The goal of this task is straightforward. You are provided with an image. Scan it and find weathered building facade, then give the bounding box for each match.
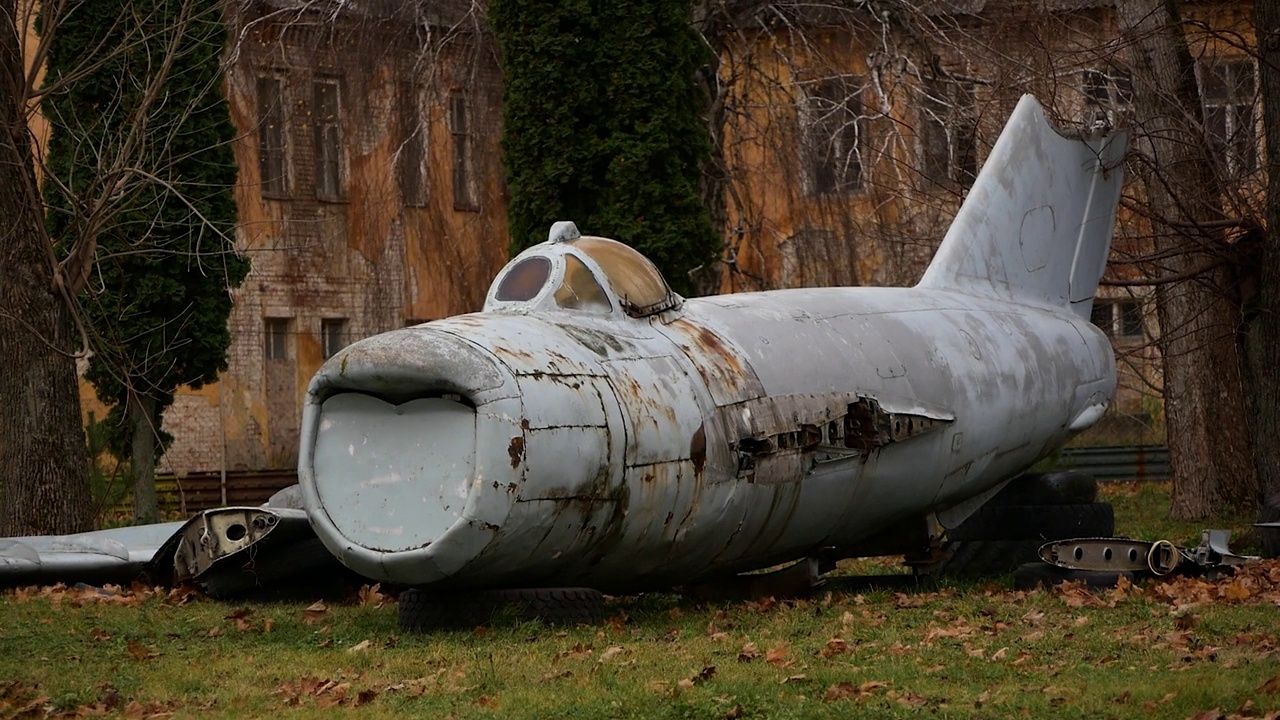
[157,1,509,472]
[40,0,1254,472]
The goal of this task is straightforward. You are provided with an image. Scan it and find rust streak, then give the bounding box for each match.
[507,436,525,468]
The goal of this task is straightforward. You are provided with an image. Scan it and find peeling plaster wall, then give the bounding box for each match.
[157,10,507,473]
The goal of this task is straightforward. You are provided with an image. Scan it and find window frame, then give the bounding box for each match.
[264,317,292,360]
[920,78,977,188]
[449,90,478,211]
[257,74,289,198]
[799,75,865,197]
[320,318,347,360]
[313,78,345,201]
[397,82,429,207]
[1198,59,1257,177]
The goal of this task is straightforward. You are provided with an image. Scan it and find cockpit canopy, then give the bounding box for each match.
[484,222,683,319]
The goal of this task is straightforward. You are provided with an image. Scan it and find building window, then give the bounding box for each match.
[321,318,347,359]
[800,76,864,196]
[257,76,287,197]
[264,317,291,360]
[920,78,977,187]
[397,83,428,207]
[1199,60,1256,176]
[1082,68,1133,129]
[450,91,477,211]
[313,79,343,200]
[1091,300,1144,340]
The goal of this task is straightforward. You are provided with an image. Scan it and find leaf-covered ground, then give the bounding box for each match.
[2,483,1278,720]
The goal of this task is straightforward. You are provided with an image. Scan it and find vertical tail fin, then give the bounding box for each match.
[917,95,1128,319]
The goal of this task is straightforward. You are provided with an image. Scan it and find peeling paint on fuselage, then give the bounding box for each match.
[299,283,1112,592]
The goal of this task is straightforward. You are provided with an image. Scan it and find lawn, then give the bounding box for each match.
[2,482,1278,720]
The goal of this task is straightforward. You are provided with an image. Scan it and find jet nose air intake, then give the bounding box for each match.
[299,325,522,585]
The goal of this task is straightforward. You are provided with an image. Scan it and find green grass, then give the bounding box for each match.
[3,482,1278,719]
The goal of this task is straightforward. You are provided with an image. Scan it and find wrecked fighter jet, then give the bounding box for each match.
[297,95,1129,593]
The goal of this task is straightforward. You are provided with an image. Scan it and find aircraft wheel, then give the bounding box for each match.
[1012,561,1138,590]
[948,502,1114,542]
[987,471,1098,506]
[399,587,604,633]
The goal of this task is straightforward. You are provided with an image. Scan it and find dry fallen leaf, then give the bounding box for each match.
[346,640,372,654]
[304,601,329,626]
[738,642,760,662]
[765,644,792,667]
[820,637,850,658]
[358,583,385,608]
[126,640,160,661]
[1258,675,1280,695]
[598,646,625,663]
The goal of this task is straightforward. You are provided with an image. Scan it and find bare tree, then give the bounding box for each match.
[0,0,91,535]
[1248,0,1280,507]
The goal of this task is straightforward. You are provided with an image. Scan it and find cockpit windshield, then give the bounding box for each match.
[554,255,612,313]
[484,225,683,318]
[565,237,680,317]
[494,256,551,302]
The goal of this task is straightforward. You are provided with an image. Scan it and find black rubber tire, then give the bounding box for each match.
[200,537,349,600]
[1012,561,1138,590]
[948,502,1114,542]
[988,471,1099,506]
[398,587,604,633]
[924,538,1046,578]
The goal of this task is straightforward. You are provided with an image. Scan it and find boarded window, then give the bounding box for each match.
[920,79,977,187]
[314,80,343,200]
[800,76,863,196]
[1081,68,1133,129]
[397,83,428,206]
[321,318,347,359]
[265,317,291,360]
[1199,60,1256,176]
[450,91,477,210]
[257,76,287,197]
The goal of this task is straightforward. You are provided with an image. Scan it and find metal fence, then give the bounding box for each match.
[151,469,299,514]
[1053,445,1170,483]
[137,445,1169,515]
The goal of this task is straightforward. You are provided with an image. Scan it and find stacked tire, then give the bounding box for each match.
[924,471,1115,578]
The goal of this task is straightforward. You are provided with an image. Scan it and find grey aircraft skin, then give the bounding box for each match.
[297,95,1129,593]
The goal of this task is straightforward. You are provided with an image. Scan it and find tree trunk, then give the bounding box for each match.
[129,393,159,524]
[0,0,93,535]
[1116,0,1256,519]
[1248,1,1280,507]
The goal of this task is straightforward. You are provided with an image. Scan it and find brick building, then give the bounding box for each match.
[56,0,1257,472]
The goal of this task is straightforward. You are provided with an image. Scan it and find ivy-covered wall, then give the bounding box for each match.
[491,0,719,296]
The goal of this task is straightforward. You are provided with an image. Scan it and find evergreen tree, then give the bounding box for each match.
[42,0,248,522]
[490,0,719,297]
